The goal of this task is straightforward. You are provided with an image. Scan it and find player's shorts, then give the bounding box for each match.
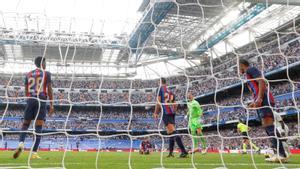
[24,98,47,121]
[162,114,175,126]
[189,118,202,132]
[257,95,275,120]
[241,132,249,140]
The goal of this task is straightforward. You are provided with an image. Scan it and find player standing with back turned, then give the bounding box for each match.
[13,56,54,159]
[154,78,188,158]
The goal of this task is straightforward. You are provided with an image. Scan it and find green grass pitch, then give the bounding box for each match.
[0,151,299,169]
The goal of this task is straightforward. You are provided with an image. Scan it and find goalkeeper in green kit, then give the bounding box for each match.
[186,92,207,154]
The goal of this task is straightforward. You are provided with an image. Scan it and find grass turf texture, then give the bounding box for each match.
[0,151,299,169]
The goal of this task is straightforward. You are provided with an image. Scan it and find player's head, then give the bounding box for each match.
[239,58,249,74]
[187,92,193,101]
[35,56,46,69]
[160,78,166,85]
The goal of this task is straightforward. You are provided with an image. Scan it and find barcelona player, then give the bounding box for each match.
[239,59,289,162]
[13,56,54,159]
[139,138,152,155]
[186,92,207,154]
[154,78,188,158]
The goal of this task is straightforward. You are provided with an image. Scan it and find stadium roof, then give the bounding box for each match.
[0,0,141,36]
[0,0,142,64]
[0,0,300,79]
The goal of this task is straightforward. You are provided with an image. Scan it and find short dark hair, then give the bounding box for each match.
[239,58,249,66]
[35,56,46,68]
[160,78,166,84]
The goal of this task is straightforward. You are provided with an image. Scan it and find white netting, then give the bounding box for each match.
[0,0,300,169]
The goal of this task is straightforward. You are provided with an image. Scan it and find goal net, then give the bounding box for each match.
[0,0,300,169]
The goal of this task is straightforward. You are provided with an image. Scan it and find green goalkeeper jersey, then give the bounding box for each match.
[187,99,203,119]
[237,122,249,133]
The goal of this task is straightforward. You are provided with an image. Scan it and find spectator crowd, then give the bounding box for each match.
[1,22,300,151]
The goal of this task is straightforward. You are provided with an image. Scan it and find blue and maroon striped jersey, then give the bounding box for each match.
[245,67,274,102]
[157,86,175,115]
[24,68,51,99]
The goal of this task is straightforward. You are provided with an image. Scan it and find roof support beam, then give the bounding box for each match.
[192,3,267,55]
[128,1,175,51]
[165,60,184,71]
[244,0,300,6]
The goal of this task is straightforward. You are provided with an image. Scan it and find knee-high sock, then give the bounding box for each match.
[169,136,175,154]
[250,142,259,151]
[175,135,186,153]
[265,125,286,157]
[19,123,30,142]
[243,143,247,152]
[173,132,187,153]
[191,130,199,150]
[33,125,42,152]
[169,131,187,153]
[198,132,207,149]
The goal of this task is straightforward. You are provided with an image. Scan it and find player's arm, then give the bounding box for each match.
[256,77,266,105]
[154,95,161,119]
[47,72,54,116]
[24,76,29,97]
[25,84,28,96]
[48,84,53,107]
[172,102,178,111]
[248,76,266,108]
[248,68,265,107]
[185,100,192,118]
[247,85,254,98]
[170,94,178,111]
[197,102,203,118]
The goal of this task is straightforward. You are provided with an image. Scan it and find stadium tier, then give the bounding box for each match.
[0,0,300,169]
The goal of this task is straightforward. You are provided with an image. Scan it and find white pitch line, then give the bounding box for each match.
[196,163,300,166]
[0,163,80,166]
[1,162,300,168]
[151,168,195,169]
[0,166,29,169]
[150,163,300,166]
[1,162,300,166]
[0,167,64,169]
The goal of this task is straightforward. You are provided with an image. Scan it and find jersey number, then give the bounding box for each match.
[164,93,169,103]
[28,77,44,93]
[164,92,173,103]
